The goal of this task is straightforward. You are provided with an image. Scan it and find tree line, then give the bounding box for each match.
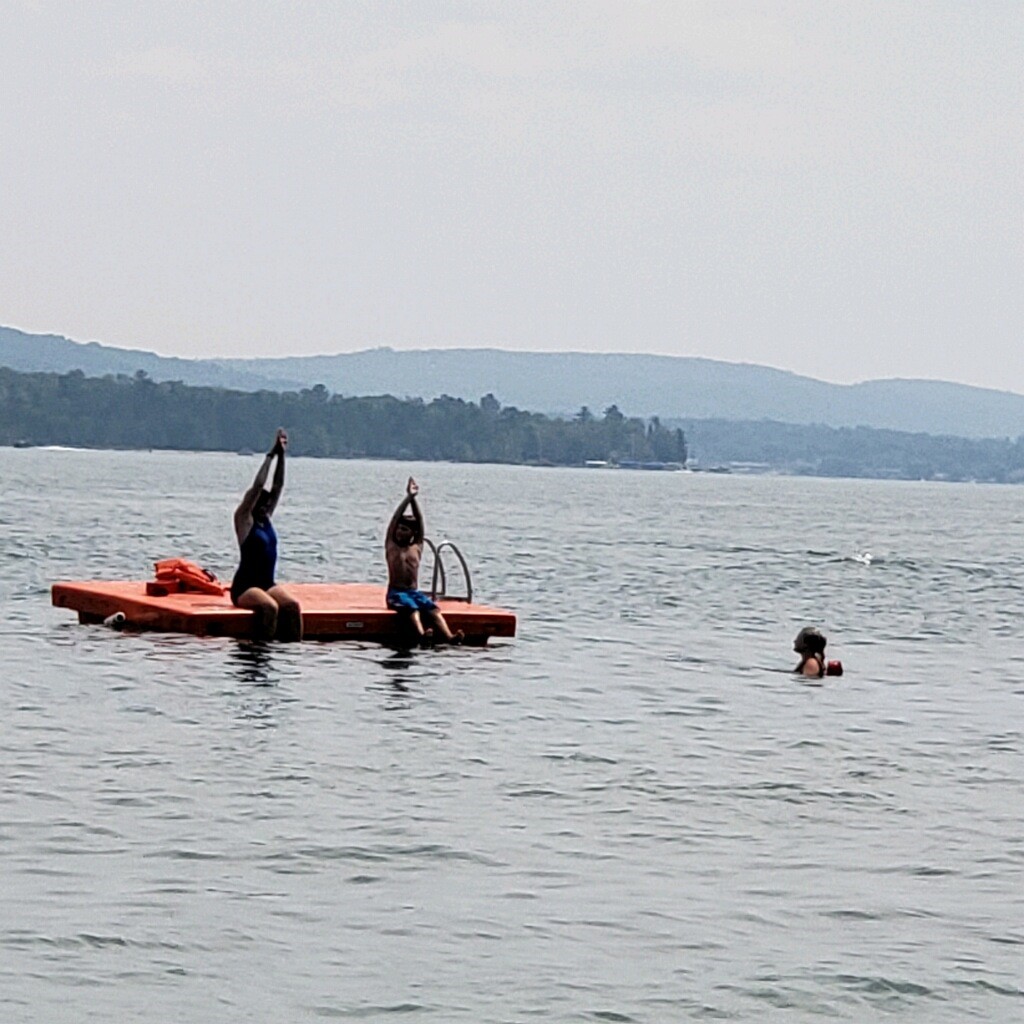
[5,366,1024,481]
[678,417,1024,483]
[0,368,687,466]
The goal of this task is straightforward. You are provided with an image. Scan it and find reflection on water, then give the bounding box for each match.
[377,650,418,708]
[380,649,414,684]
[3,449,1023,1023]
[229,639,275,686]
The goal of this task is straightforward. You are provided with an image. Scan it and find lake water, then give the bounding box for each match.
[1,448,1022,1022]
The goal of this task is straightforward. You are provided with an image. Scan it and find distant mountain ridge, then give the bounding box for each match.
[0,326,297,392]
[3,325,1023,440]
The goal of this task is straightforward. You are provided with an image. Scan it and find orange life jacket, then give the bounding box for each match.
[151,558,226,596]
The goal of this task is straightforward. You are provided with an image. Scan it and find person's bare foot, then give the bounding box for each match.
[420,628,435,648]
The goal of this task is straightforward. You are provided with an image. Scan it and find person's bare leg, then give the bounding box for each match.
[408,609,435,646]
[268,585,302,642]
[427,609,463,645]
[237,588,279,640]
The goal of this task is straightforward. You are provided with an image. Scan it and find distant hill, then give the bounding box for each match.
[3,325,1024,439]
[0,326,298,392]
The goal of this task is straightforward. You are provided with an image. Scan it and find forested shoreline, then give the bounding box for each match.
[4,366,1024,482]
[0,368,686,466]
[678,417,1024,483]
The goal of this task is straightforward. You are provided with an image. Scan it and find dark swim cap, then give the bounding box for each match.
[794,626,826,654]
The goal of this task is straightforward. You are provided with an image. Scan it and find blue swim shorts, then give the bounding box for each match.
[386,587,438,613]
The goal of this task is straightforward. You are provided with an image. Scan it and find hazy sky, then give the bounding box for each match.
[1,2,1020,389]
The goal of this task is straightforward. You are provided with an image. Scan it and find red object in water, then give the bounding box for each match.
[826,659,844,677]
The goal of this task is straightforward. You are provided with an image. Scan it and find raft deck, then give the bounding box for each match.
[52,581,516,645]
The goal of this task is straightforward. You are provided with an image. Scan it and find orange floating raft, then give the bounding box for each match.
[51,581,516,646]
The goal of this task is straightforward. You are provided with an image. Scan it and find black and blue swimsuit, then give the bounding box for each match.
[231,519,278,605]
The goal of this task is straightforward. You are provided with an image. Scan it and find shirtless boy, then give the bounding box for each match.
[385,477,462,645]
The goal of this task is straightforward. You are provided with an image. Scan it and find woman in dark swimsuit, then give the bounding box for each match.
[232,428,302,641]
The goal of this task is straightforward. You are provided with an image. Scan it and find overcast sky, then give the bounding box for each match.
[1,2,1020,390]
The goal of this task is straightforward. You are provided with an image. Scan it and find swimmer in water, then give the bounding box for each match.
[230,428,302,641]
[793,626,827,678]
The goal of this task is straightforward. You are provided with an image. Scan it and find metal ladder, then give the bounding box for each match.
[424,538,473,604]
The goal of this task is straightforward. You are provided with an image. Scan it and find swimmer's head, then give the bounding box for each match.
[253,490,273,522]
[793,626,826,656]
[393,516,417,547]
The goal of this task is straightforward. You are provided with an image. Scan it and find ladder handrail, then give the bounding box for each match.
[423,538,445,598]
[427,538,473,604]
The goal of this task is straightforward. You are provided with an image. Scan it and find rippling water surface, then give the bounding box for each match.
[2,449,1022,1021]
